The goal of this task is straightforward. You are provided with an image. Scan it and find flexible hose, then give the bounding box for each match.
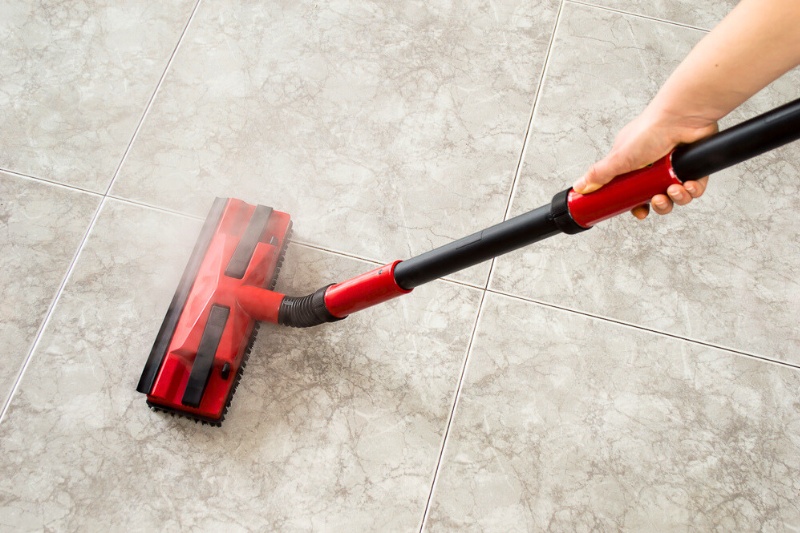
[277,285,343,328]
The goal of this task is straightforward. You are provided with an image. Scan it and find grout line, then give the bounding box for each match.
[503,0,565,224]
[106,194,206,221]
[1,198,109,423]
[567,0,712,32]
[290,240,487,291]
[103,0,203,197]
[50,190,487,295]
[432,277,485,292]
[419,290,488,532]
[289,240,387,266]
[487,288,800,372]
[414,286,798,529]
[501,0,564,224]
[483,0,565,293]
[417,8,568,525]
[0,167,104,198]
[289,231,800,375]
[1,1,203,424]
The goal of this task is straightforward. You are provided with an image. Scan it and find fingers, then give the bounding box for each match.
[572,163,606,195]
[573,152,629,194]
[683,176,708,199]
[651,194,673,215]
[631,177,709,219]
[667,184,692,207]
[631,204,650,220]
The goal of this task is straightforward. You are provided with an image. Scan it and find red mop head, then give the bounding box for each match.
[136,198,291,425]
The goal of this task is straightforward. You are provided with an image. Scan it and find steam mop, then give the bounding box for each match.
[137,98,800,425]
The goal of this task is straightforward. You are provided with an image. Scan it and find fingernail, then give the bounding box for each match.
[685,184,696,194]
[574,180,601,194]
[654,198,669,209]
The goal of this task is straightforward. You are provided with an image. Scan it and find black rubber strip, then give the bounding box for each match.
[137,198,228,395]
[146,401,224,427]
[224,205,273,279]
[181,305,230,408]
[549,188,589,235]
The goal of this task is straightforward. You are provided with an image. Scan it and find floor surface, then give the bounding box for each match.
[2,1,799,531]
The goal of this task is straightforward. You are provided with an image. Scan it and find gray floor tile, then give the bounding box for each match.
[111,0,559,286]
[491,4,800,361]
[0,173,99,409]
[5,1,799,530]
[425,292,800,531]
[582,0,737,29]
[0,1,196,191]
[0,199,482,531]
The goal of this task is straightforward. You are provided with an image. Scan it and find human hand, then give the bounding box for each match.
[572,108,718,219]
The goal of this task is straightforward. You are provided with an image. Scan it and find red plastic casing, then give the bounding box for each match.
[324,260,412,318]
[235,285,284,323]
[567,151,681,228]
[146,199,291,422]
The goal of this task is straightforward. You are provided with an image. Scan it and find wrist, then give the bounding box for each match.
[640,98,718,146]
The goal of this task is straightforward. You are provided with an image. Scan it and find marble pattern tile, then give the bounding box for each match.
[425,292,800,531]
[4,2,800,531]
[0,199,483,531]
[111,0,560,287]
[490,4,800,361]
[0,172,99,409]
[0,1,196,191]
[583,0,737,29]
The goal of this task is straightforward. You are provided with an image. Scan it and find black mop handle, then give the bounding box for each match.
[393,97,800,290]
[278,98,800,326]
[673,96,800,181]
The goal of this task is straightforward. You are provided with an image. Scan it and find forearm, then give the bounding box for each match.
[575,0,800,215]
[647,0,800,130]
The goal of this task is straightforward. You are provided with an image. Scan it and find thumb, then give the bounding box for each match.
[573,152,632,194]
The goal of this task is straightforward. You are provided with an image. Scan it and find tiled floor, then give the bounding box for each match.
[1,1,798,531]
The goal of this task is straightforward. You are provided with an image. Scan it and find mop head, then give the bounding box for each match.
[136,198,291,425]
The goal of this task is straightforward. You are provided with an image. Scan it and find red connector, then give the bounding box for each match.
[324,260,412,318]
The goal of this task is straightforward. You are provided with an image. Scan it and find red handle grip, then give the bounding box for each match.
[567,152,681,228]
